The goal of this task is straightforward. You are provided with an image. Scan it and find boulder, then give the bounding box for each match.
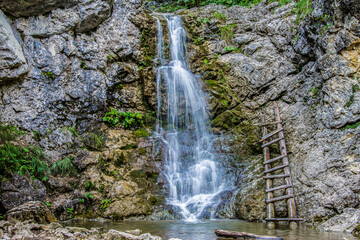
[6,201,57,224]
[0,174,46,211]
[0,10,28,83]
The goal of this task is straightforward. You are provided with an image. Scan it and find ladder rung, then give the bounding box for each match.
[264,174,290,179]
[263,154,287,165]
[260,128,284,142]
[266,184,292,192]
[258,120,282,127]
[264,164,289,174]
[266,194,294,203]
[261,137,284,148]
[265,218,303,221]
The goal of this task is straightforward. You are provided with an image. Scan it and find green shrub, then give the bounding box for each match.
[51,157,77,177]
[212,12,227,22]
[103,108,143,130]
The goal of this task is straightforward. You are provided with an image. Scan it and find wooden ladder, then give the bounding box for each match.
[260,102,302,229]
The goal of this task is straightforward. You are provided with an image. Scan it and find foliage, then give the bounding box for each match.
[82,132,106,150]
[0,125,20,144]
[41,71,55,80]
[67,207,74,218]
[153,0,263,12]
[220,24,236,43]
[85,180,94,191]
[224,46,242,53]
[292,0,313,24]
[62,126,79,137]
[80,61,88,69]
[134,128,150,138]
[345,84,360,108]
[212,12,227,22]
[51,157,77,177]
[101,199,112,210]
[103,108,144,130]
[0,143,49,181]
[84,192,94,199]
[342,121,360,130]
[45,201,51,207]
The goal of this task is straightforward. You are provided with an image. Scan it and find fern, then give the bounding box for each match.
[51,157,77,177]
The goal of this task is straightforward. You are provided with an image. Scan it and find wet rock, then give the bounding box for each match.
[0,174,46,211]
[318,208,360,233]
[6,201,57,224]
[0,10,28,83]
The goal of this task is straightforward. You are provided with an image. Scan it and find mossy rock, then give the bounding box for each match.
[352,224,360,237]
[129,169,146,179]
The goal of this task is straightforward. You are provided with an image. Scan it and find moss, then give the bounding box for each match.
[120,144,137,150]
[137,148,147,156]
[114,152,126,167]
[129,169,146,178]
[134,128,150,138]
[342,121,360,130]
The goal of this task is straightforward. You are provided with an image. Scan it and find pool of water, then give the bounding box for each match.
[65,219,357,240]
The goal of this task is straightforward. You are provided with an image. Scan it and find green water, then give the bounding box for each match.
[66,219,358,240]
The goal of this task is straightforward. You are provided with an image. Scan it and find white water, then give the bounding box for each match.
[155,15,232,221]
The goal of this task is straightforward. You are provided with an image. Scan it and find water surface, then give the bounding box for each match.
[67,219,357,240]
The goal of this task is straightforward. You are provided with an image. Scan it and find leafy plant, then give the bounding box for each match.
[220,24,236,43]
[101,199,112,210]
[80,61,88,69]
[345,84,359,108]
[67,207,74,218]
[84,192,94,199]
[85,180,93,191]
[82,132,106,150]
[292,0,313,24]
[41,71,55,80]
[0,143,50,181]
[0,125,20,144]
[103,108,144,129]
[51,157,77,177]
[45,201,51,207]
[212,12,227,22]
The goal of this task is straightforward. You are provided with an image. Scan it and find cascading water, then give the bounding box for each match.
[155,15,232,221]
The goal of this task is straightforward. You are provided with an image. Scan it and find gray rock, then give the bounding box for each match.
[318,208,360,233]
[6,201,57,224]
[0,0,80,18]
[0,10,28,83]
[0,174,46,211]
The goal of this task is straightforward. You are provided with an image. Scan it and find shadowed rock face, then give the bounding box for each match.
[0,0,80,17]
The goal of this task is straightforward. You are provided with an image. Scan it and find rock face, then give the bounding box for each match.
[0,0,79,18]
[0,10,28,83]
[0,0,360,233]
[6,201,57,224]
[0,174,46,211]
[179,0,360,228]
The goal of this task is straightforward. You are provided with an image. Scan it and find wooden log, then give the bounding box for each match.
[274,101,298,229]
[215,229,283,240]
[265,184,292,193]
[265,218,303,221]
[261,137,284,148]
[262,117,275,229]
[257,120,282,127]
[263,154,287,165]
[264,164,289,174]
[266,194,294,203]
[260,128,283,142]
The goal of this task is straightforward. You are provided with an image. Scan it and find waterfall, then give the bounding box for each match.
[155,15,232,221]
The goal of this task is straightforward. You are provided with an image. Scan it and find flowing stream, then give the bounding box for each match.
[155,15,232,221]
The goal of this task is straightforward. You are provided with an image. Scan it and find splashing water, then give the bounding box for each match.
[155,15,232,221]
